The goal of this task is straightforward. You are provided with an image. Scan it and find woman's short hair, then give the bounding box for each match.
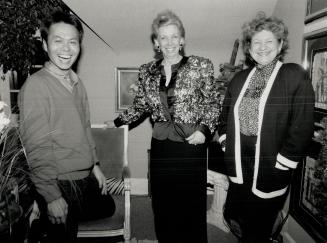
[151,9,185,39]
[41,10,84,44]
[242,11,289,62]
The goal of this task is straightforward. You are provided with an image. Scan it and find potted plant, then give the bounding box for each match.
[0,101,36,243]
[0,101,24,236]
[0,0,68,76]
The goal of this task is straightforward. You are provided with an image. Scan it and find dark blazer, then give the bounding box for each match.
[218,61,314,198]
[115,55,222,134]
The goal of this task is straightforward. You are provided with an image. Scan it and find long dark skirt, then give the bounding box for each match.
[150,138,207,243]
[224,134,287,243]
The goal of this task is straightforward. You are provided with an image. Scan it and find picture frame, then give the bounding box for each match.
[115,67,139,112]
[305,0,327,24]
[303,29,327,112]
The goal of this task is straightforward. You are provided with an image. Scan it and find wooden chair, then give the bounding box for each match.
[77,125,131,242]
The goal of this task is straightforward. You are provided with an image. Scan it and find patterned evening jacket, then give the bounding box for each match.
[116,55,222,134]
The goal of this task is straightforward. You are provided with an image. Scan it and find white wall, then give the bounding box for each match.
[273,0,306,64]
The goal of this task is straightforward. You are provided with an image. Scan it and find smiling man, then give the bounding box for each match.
[19,11,115,243]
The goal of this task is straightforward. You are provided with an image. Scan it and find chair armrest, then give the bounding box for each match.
[122,166,131,191]
[122,166,130,179]
[123,166,131,239]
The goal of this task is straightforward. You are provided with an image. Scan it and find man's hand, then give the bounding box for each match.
[47,197,68,224]
[93,164,108,195]
[186,131,205,145]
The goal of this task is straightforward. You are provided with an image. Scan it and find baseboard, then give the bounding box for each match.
[131,178,148,195]
[282,232,296,243]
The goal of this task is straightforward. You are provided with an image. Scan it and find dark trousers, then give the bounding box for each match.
[224,134,286,243]
[150,138,207,243]
[31,173,115,243]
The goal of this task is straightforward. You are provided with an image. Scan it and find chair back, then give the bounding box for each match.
[91,125,128,179]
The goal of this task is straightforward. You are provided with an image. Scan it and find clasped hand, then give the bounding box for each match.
[47,197,68,224]
[186,130,205,145]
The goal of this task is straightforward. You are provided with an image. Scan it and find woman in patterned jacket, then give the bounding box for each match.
[218,12,314,243]
[111,9,221,243]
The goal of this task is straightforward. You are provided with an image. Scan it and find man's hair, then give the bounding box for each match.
[40,10,84,43]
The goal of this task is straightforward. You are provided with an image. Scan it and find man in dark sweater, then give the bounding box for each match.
[19,11,115,243]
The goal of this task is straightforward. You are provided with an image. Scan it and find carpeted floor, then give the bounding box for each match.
[78,195,237,243]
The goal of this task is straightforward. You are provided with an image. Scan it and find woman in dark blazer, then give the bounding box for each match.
[111,9,222,243]
[218,12,314,243]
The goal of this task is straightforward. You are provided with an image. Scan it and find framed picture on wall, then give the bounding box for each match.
[305,0,327,23]
[303,29,327,112]
[115,67,139,112]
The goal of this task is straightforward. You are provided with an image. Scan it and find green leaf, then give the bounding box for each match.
[0,0,68,74]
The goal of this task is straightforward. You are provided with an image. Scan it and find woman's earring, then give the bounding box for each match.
[179,43,183,51]
[156,45,161,53]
